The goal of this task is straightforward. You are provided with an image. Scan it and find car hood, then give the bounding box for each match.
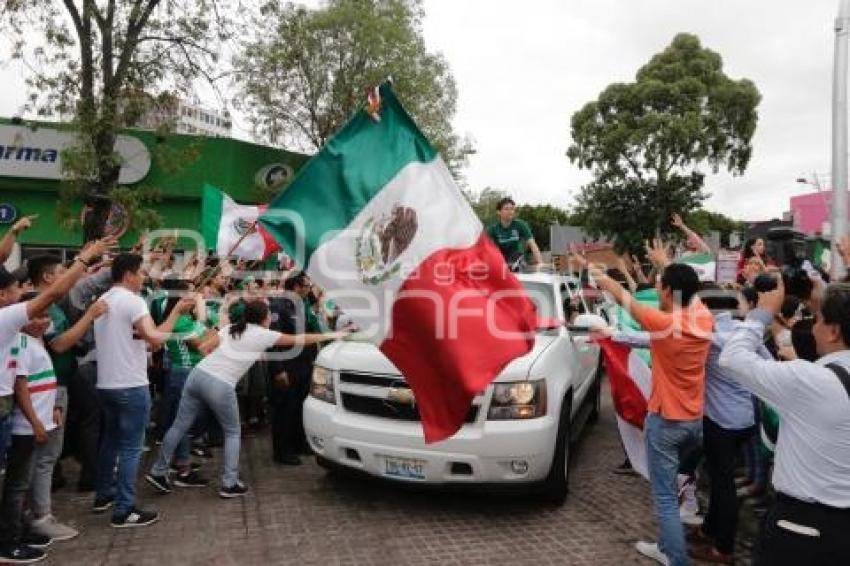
[317,334,559,382]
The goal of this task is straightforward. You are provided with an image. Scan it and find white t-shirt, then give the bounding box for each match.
[196,324,282,387]
[94,286,150,389]
[11,333,57,436]
[0,302,30,396]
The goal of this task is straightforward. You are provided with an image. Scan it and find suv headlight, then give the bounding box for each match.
[309,366,336,404]
[487,379,547,420]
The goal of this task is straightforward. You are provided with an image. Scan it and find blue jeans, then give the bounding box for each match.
[95,386,151,517]
[645,413,703,566]
[151,369,241,487]
[164,367,193,466]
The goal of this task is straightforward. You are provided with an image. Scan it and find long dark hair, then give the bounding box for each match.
[742,237,761,260]
[230,299,269,339]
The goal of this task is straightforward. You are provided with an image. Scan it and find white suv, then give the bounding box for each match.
[303,272,603,503]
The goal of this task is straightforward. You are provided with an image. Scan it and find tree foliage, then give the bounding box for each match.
[234,0,472,175]
[2,0,233,240]
[567,33,761,253]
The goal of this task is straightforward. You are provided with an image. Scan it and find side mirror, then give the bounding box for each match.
[568,313,607,335]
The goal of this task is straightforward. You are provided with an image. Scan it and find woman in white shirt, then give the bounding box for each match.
[146,299,346,498]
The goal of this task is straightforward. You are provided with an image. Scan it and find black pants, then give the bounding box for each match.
[0,435,35,546]
[702,417,754,554]
[65,362,101,489]
[269,363,311,461]
[755,493,850,566]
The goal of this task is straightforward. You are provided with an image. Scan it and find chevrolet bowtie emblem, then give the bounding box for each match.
[387,386,415,406]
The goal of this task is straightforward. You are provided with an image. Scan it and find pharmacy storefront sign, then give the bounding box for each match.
[0,124,150,184]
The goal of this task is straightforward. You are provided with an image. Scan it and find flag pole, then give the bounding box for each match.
[193,219,260,290]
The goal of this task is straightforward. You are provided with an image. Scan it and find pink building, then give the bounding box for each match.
[790,191,833,235]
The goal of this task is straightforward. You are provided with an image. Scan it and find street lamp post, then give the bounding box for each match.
[831,0,850,278]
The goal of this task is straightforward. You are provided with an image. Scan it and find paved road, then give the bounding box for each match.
[47,380,720,565]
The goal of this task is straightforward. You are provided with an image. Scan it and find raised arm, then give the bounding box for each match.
[671,213,710,254]
[50,300,107,354]
[134,296,196,347]
[0,215,36,264]
[274,330,348,348]
[26,237,116,319]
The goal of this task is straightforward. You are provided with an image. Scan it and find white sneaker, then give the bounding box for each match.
[30,514,79,542]
[678,474,699,516]
[635,541,670,566]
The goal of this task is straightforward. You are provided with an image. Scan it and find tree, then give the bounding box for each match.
[567,33,761,253]
[686,208,743,247]
[2,0,232,240]
[234,0,472,175]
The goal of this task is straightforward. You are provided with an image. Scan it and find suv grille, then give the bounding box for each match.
[340,392,479,423]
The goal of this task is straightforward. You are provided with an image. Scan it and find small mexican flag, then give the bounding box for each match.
[259,83,537,443]
[680,253,716,282]
[201,184,279,260]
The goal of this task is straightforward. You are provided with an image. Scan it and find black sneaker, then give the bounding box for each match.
[145,473,172,494]
[173,470,209,488]
[0,544,46,564]
[110,508,159,529]
[92,495,115,514]
[169,462,202,474]
[20,533,51,549]
[219,481,248,499]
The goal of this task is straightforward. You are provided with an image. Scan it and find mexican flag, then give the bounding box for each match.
[680,253,716,282]
[259,83,537,443]
[597,338,651,480]
[201,184,279,260]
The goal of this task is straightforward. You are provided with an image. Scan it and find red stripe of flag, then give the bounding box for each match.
[596,338,648,429]
[29,382,57,394]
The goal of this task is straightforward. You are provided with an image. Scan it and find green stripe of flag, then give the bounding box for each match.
[259,83,437,264]
[27,369,56,383]
[201,183,225,252]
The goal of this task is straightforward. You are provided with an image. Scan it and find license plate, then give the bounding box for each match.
[384,456,426,480]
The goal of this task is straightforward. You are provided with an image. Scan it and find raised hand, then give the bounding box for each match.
[645,238,671,269]
[11,214,37,234]
[670,213,684,228]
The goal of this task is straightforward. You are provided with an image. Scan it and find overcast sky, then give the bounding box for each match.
[0,0,841,221]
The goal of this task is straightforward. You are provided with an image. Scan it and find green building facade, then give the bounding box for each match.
[0,117,308,257]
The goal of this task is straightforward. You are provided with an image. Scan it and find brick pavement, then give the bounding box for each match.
[44,380,743,565]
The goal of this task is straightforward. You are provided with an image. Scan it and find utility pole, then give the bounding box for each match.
[831,0,850,278]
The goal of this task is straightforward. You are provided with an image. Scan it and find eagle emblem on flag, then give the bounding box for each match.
[355,204,418,285]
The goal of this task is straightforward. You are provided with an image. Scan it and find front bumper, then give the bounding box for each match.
[303,397,559,484]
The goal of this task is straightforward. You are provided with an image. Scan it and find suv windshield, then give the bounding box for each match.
[521,281,560,322]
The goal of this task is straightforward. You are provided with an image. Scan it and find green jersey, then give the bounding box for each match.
[45,303,75,386]
[486,219,533,261]
[164,315,206,368]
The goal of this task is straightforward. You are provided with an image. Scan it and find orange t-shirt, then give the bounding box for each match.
[631,299,714,421]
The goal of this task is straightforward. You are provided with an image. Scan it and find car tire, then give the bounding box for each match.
[541,393,572,505]
[587,364,602,425]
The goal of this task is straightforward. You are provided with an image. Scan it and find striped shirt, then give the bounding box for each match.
[11,333,57,436]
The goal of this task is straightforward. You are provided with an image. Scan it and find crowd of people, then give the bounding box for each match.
[564,215,850,566]
[0,217,348,563]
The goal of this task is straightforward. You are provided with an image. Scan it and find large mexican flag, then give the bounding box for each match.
[259,84,537,443]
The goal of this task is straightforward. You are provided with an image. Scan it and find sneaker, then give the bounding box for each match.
[20,534,51,550]
[0,544,46,564]
[145,473,172,494]
[688,545,734,565]
[169,462,202,474]
[91,495,114,514]
[678,474,699,518]
[110,508,159,529]
[29,515,78,542]
[173,470,209,488]
[635,541,670,566]
[219,481,248,499]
